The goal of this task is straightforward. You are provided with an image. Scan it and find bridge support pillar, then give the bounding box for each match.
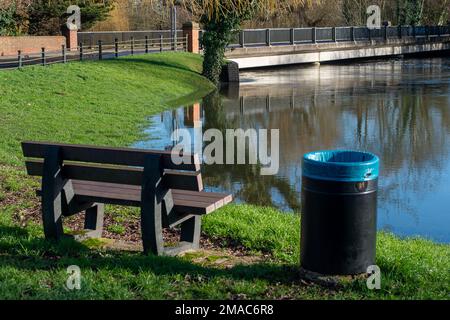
[183,22,200,54]
[220,61,240,83]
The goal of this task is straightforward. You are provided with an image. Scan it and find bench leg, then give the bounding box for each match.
[141,154,164,255]
[180,216,201,250]
[41,146,65,240]
[141,197,164,255]
[84,203,104,238]
[42,191,64,240]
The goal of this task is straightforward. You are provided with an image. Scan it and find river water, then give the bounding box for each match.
[135,57,450,243]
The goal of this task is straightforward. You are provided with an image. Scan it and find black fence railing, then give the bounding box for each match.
[221,25,450,48]
[78,30,184,48]
[0,35,188,70]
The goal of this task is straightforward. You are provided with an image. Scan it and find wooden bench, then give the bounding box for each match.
[21,141,232,256]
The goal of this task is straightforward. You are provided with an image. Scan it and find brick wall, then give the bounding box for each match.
[0,36,66,57]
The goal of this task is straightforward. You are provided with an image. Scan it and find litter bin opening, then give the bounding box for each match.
[303,150,379,182]
[305,150,377,164]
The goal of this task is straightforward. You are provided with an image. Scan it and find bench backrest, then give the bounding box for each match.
[22,141,203,191]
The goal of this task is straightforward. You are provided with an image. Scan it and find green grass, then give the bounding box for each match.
[106,224,126,236]
[204,205,450,299]
[203,205,300,262]
[0,52,214,165]
[0,188,448,299]
[0,53,449,300]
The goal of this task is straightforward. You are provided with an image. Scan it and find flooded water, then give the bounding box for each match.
[134,58,450,243]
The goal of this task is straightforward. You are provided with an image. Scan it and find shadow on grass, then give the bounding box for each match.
[0,225,299,285]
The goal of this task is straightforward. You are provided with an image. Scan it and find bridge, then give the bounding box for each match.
[223,26,450,70]
[2,24,449,71]
[76,25,450,71]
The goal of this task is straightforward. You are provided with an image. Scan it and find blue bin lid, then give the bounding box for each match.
[302,150,379,182]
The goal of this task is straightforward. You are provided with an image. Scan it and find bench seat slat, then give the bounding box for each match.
[72,181,229,208]
[72,180,229,202]
[69,180,230,203]
[36,180,232,216]
[70,179,141,191]
[172,189,233,203]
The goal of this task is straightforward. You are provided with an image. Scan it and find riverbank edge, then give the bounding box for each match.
[0,53,448,299]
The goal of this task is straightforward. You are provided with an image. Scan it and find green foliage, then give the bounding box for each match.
[397,0,424,25]
[0,5,20,36]
[339,0,446,26]
[200,3,256,85]
[27,0,114,35]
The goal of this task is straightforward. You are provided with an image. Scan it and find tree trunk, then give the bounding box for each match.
[202,35,226,85]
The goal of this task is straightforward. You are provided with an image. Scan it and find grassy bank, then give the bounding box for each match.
[0,53,448,300]
[0,52,214,165]
[0,175,448,300]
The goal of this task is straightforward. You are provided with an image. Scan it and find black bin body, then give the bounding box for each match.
[300,150,380,275]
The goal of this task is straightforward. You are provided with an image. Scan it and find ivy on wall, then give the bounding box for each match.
[200,4,255,85]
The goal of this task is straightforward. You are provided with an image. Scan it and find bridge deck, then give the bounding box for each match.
[226,36,450,69]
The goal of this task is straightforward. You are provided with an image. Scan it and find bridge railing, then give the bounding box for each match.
[223,25,450,48]
[75,25,450,52]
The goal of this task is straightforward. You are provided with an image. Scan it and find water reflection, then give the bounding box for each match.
[135,58,450,243]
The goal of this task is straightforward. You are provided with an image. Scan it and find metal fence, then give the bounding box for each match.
[78,30,184,48]
[224,25,450,48]
[0,35,187,70]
